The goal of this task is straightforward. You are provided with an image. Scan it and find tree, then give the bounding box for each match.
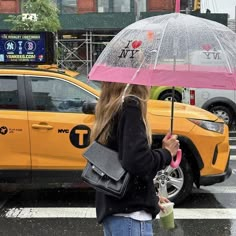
[4,0,61,32]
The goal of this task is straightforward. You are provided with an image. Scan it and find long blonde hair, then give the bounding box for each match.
[91,82,152,145]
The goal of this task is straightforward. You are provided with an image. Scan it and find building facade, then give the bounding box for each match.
[0,0,177,14]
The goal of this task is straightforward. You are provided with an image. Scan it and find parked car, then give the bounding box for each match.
[0,66,231,204]
[182,87,236,129]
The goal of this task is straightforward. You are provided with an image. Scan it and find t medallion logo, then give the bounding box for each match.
[69,125,91,148]
[0,126,8,135]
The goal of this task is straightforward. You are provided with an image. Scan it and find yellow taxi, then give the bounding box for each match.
[0,65,231,204]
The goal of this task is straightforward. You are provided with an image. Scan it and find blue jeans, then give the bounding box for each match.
[103,216,153,236]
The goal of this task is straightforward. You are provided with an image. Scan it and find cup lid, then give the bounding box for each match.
[159,202,174,217]
[160,202,174,208]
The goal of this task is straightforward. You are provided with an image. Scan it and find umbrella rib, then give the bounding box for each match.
[182,14,191,72]
[130,18,156,85]
[200,19,233,74]
[219,30,236,70]
[153,18,171,69]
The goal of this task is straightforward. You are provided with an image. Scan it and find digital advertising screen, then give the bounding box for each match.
[0,31,55,65]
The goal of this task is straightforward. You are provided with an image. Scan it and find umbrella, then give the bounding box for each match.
[88,13,236,168]
[89,13,236,88]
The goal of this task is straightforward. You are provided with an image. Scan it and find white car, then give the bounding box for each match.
[182,87,236,129]
[182,49,236,129]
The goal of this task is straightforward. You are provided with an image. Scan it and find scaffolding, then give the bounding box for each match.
[56,31,115,75]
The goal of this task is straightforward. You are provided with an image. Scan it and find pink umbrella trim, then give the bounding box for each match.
[89,64,236,89]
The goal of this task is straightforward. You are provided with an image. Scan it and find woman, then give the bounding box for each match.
[91,82,179,236]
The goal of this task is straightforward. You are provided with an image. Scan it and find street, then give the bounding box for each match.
[0,133,235,236]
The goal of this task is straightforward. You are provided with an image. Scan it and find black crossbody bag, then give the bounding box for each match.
[81,125,130,199]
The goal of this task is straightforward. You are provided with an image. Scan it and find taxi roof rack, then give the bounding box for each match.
[0,64,68,75]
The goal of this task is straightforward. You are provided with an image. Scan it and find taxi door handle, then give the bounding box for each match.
[32,123,53,130]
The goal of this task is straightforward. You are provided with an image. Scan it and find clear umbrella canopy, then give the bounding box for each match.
[89,13,236,89]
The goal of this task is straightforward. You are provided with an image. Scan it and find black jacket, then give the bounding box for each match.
[96,97,172,223]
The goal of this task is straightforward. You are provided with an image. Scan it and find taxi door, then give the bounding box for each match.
[0,75,31,182]
[26,75,96,183]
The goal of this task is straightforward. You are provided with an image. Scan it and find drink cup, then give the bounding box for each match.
[159,202,175,230]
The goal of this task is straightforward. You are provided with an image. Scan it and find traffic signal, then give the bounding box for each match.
[193,0,200,11]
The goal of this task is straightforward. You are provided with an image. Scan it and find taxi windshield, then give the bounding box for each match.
[74,74,101,91]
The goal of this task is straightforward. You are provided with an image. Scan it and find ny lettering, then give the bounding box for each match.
[203,51,221,60]
[118,49,139,58]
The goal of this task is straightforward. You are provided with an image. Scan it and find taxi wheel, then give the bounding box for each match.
[154,154,193,205]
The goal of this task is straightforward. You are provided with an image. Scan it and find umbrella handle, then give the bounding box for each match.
[170,149,182,168]
[166,133,182,168]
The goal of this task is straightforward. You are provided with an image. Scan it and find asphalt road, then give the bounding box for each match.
[0,133,235,236]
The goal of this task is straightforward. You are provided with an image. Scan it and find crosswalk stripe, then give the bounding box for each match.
[4,207,236,219]
[192,186,236,193]
[172,209,236,219]
[230,155,236,160]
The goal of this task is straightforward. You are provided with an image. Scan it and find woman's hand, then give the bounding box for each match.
[158,196,170,212]
[162,132,179,157]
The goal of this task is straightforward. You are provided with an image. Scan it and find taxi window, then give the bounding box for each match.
[0,76,19,110]
[30,77,97,113]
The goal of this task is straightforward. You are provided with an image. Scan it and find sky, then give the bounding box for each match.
[201,0,236,18]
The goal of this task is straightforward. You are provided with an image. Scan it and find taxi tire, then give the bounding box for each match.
[169,154,193,205]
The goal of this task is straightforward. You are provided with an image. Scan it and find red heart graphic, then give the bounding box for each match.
[202,44,212,51]
[132,40,142,49]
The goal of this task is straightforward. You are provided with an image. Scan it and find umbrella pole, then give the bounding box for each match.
[170,54,177,135]
[175,0,180,13]
[171,86,175,135]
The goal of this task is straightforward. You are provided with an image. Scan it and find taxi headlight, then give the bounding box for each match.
[188,119,224,134]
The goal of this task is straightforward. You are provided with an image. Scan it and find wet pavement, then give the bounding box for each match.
[0,218,234,236]
[0,134,235,235]
[0,160,234,236]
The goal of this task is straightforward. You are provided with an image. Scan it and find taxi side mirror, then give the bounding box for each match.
[82,101,96,114]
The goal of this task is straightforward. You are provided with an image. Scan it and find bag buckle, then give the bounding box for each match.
[92,165,105,177]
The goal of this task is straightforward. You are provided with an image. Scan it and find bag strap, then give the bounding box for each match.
[95,121,110,141]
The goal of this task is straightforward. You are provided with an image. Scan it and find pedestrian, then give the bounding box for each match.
[91,82,179,236]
